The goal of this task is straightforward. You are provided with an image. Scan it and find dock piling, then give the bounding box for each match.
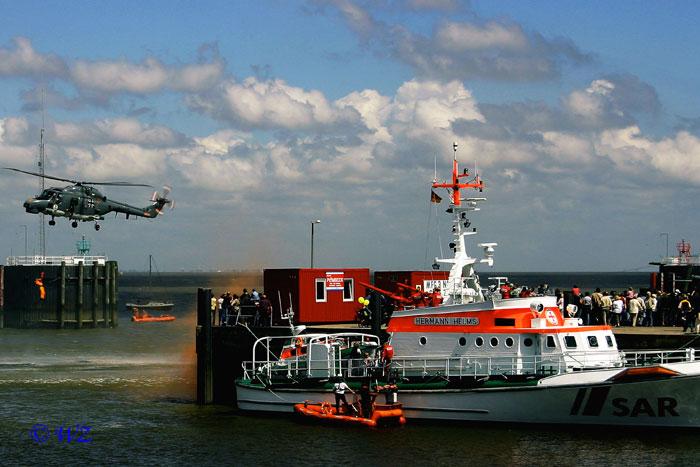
[197,287,213,405]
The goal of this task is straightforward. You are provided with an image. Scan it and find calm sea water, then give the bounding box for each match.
[1,271,696,466]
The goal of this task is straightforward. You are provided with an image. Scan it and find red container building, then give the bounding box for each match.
[373,270,450,294]
[263,268,369,325]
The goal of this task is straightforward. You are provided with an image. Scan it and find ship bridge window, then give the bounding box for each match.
[419,336,427,346]
[475,337,484,347]
[523,337,533,347]
[546,335,556,348]
[490,337,499,347]
[588,336,599,348]
[495,318,516,326]
[606,335,615,348]
[564,336,577,349]
[459,337,467,346]
[505,337,514,348]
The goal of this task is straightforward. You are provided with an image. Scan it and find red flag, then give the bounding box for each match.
[430,190,442,203]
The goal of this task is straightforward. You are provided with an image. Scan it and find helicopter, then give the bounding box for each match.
[4,167,174,231]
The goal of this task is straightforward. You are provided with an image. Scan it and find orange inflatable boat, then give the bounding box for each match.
[131,308,176,323]
[294,401,406,427]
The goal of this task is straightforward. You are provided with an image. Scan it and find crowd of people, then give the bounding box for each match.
[210,288,273,327]
[562,286,700,331]
[497,280,700,331]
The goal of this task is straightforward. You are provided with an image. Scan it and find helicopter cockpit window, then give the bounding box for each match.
[37,190,52,199]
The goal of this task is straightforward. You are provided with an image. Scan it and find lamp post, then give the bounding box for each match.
[310,219,321,268]
[660,232,669,259]
[21,224,27,258]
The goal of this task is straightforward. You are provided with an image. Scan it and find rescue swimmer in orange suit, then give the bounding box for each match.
[34,272,46,300]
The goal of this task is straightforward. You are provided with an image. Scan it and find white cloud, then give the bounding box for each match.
[71,58,169,94]
[53,118,184,147]
[436,21,527,51]
[189,77,362,130]
[194,129,250,156]
[316,1,591,81]
[0,37,66,77]
[0,117,30,145]
[70,56,224,94]
[597,126,700,184]
[64,144,167,180]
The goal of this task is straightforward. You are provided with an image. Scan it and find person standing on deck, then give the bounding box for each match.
[231,293,241,325]
[580,292,592,325]
[259,293,273,327]
[644,292,657,327]
[333,379,354,414]
[591,288,603,324]
[628,294,642,327]
[601,291,613,325]
[679,296,694,333]
[611,294,624,327]
[210,295,218,326]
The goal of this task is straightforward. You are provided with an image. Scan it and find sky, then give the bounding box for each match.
[1,0,699,272]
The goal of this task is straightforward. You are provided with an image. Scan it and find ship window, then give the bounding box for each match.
[490,337,499,347]
[588,336,599,348]
[546,335,556,348]
[459,337,467,346]
[342,279,354,302]
[606,335,615,348]
[419,336,427,346]
[505,337,514,348]
[564,336,577,348]
[315,279,327,302]
[475,337,484,347]
[495,318,516,326]
[523,337,533,347]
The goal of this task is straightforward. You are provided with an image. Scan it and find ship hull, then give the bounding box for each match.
[237,371,700,427]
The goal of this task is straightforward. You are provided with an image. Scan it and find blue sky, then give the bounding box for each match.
[1,0,699,271]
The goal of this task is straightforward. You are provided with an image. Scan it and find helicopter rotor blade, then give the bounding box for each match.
[3,167,153,188]
[3,167,79,184]
[86,181,153,187]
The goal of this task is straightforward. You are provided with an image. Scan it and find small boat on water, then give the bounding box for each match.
[125,254,174,312]
[131,308,176,323]
[236,147,700,428]
[294,400,406,428]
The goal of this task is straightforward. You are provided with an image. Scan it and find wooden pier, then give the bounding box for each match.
[0,260,118,329]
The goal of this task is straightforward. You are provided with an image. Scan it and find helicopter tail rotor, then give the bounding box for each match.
[151,185,174,215]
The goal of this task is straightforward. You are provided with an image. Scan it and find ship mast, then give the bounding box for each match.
[431,143,496,305]
[37,89,47,258]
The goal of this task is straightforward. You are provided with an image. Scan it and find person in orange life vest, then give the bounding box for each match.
[430,287,443,307]
[381,342,394,374]
[34,272,46,300]
[500,282,512,299]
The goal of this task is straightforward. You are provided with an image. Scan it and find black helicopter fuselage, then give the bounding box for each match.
[24,184,165,222]
[5,167,172,230]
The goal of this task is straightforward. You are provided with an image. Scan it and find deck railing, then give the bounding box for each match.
[5,255,107,266]
[242,348,696,382]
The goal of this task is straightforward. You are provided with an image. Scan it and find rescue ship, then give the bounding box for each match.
[236,147,700,427]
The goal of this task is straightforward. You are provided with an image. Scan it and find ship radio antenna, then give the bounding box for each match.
[38,88,47,258]
[453,142,458,160]
[433,153,437,182]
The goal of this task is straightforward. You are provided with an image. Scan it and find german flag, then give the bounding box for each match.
[430,190,442,203]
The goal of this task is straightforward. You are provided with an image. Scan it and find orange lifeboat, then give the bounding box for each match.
[131,308,176,323]
[293,401,406,428]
